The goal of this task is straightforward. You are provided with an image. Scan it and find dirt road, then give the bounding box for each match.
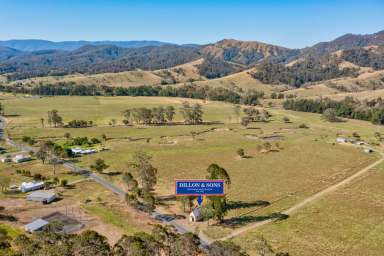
[221,153,384,241]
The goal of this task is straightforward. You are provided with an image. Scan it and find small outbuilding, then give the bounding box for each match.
[189,207,202,222]
[12,154,32,163]
[24,211,84,233]
[27,191,57,204]
[25,218,49,233]
[20,181,44,193]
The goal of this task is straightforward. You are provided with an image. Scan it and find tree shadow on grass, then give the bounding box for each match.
[226,200,270,210]
[218,212,289,228]
[104,171,122,176]
[66,159,80,163]
[0,214,18,222]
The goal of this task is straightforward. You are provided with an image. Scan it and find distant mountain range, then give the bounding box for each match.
[0,39,174,52]
[301,30,384,57]
[0,30,383,81]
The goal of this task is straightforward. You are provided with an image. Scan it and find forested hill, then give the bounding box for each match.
[252,45,384,87]
[0,45,203,80]
[0,30,383,82]
[0,39,173,51]
[0,46,21,61]
[300,30,384,57]
[202,39,299,65]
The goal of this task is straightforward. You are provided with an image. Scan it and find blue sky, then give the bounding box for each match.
[1,0,383,48]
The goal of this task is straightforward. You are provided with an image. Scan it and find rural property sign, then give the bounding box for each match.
[175,179,224,196]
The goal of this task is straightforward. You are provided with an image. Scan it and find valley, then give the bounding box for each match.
[0,21,384,256]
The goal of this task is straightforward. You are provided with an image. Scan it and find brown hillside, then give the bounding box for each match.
[202,39,297,65]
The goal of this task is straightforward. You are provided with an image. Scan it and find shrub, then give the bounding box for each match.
[322,108,341,122]
[236,148,245,158]
[44,181,52,190]
[90,138,101,144]
[33,173,44,180]
[298,123,309,129]
[60,179,68,187]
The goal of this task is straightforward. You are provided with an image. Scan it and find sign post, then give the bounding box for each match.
[175,179,225,206]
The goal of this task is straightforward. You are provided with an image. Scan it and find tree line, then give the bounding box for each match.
[122,106,176,125]
[0,222,256,256]
[0,83,264,105]
[123,102,204,125]
[283,96,384,125]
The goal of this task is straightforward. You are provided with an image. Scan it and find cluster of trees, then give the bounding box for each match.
[35,141,71,175]
[198,55,239,79]
[65,136,101,146]
[283,96,384,125]
[21,136,36,145]
[90,158,109,174]
[65,119,93,128]
[47,110,63,127]
[241,107,271,127]
[270,92,285,99]
[252,56,358,87]
[122,106,175,125]
[45,110,93,128]
[180,102,203,124]
[0,222,257,256]
[341,46,384,70]
[122,103,204,125]
[36,140,70,161]
[0,83,264,105]
[124,151,158,213]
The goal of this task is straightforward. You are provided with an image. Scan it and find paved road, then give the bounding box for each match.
[0,116,212,246]
[221,153,384,241]
[65,162,213,245]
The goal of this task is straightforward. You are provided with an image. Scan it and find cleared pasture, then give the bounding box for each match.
[1,95,383,251]
[233,162,384,256]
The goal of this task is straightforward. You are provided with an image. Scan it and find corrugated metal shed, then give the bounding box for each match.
[25,218,49,232]
[26,191,56,204]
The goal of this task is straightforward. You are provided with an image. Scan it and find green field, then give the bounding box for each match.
[1,94,384,254]
[233,162,384,256]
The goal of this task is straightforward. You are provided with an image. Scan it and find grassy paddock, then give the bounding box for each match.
[233,162,384,256]
[1,95,383,253]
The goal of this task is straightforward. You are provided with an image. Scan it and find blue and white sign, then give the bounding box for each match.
[175,180,225,196]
